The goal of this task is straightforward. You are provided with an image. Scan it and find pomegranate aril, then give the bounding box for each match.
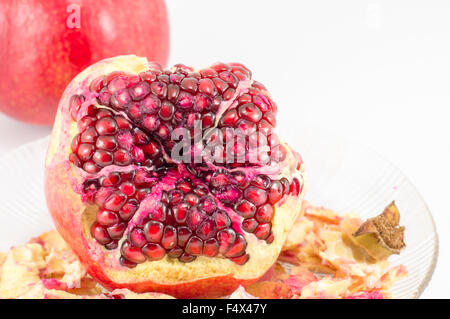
[242,218,258,233]
[80,127,98,144]
[203,238,219,257]
[113,149,132,166]
[96,136,117,151]
[184,193,199,206]
[150,81,167,98]
[235,199,256,218]
[77,144,95,161]
[173,202,189,224]
[97,209,120,227]
[107,222,126,239]
[177,92,194,109]
[224,234,247,258]
[244,186,268,206]
[177,226,192,247]
[231,171,249,189]
[161,226,177,249]
[105,240,118,250]
[198,196,216,215]
[289,177,300,196]
[268,180,283,204]
[100,173,121,187]
[120,256,137,268]
[280,178,290,195]
[135,188,151,202]
[213,209,231,230]
[168,189,183,206]
[229,253,250,265]
[104,192,127,211]
[167,84,180,102]
[223,88,236,101]
[121,241,146,264]
[186,207,206,231]
[168,247,183,258]
[196,218,216,240]
[140,95,161,114]
[91,223,111,244]
[83,161,101,173]
[217,229,236,254]
[254,223,271,240]
[142,243,166,261]
[176,181,192,193]
[94,188,114,207]
[111,89,131,109]
[95,117,118,136]
[69,153,82,167]
[129,228,147,248]
[178,253,196,263]
[78,116,96,133]
[180,77,198,93]
[119,182,135,197]
[93,150,113,166]
[70,95,85,120]
[144,221,164,243]
[119,200,139,220]
[266,232,274,244]
[129,81,150,100]
[238,103,262,123]
[199,68,218,78]
[185,236,203,256]
[158,101,174,120]
[255,204,273,223]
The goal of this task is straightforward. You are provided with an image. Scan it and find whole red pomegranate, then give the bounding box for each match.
[45,56,305,298]
[0,0,168,125]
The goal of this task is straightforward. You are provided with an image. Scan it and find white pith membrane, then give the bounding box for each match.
[46,55,305,287]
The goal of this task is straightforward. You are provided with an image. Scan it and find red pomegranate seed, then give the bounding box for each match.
[184,193,199,206]
[219,109,239,127]
[111,89,131,109]
[223,88,236,101]
[121,241,146,264]
[289,177,300,196]
[96,136,117,151]
[199,68,218,78]
[195,218,216,240]
[101,173,121,187]
[172,202,189,224]
[198,78,217,96]
[161,226,177,250]
[91,223,111,244]
[268,180,283,204]
[83,161,102,173]
[198,196,216,215]
[176,180,192,193]
[280,178,290,195]
[238,103,262,123]
[168,247,183,258]
[120,256,137,268]
[254,223,271,240]
[104,192,127,211]
[105,240,118,250]
[142,243,166,261]
[224,234,247,258]
[129,82,150,100]
[144,221,164,243]
[78,116,96,133]
[94,188,114,207]
[231,171,249,189]
[119,199,139,221]
[113,149,132,166]
[107,222,126,239]
[255,204,273,223]
[217,229,236,254]
[177,92,194,109]
[69,153,82,167]
[70,95,85,120]
[167,84,180,101]
[242,218,258,233]
[150,81,168,98]
[203,238,219,257]
[80,127,98,145]
[148,204,167,222]
[235,200,256,218]
[185,236,203,256]
[244,186,268,206]
[77,144,95,161]
[178,253,196,263]
[140,95,161,114]
[95,117,118,135]
[97,209,120,227]
[158,101,174,121]
[212,210,231,230]
[93,150,113,166]
[265,232,274,244]
[229,253,250,265]
[177,226,192,247]
[186,207,206,230]
[180,77,198,93]
[119,182,135,197]
[129,228,147,248]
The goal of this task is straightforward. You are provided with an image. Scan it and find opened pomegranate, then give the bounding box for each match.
[45,55,305,298]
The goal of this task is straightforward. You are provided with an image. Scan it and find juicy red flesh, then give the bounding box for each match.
[70,62,303,268]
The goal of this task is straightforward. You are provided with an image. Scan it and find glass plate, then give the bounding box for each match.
[0,128,438,299]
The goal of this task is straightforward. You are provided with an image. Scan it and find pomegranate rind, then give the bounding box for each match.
[45,55,305,298]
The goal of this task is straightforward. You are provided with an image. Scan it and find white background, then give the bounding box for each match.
[0,0,448,298]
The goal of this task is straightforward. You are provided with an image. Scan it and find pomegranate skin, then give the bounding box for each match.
[0,0,169,125]
[45,56,305,298]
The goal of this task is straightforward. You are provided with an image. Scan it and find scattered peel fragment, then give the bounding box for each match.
[352,201,406,261]
[0,201,407,299]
